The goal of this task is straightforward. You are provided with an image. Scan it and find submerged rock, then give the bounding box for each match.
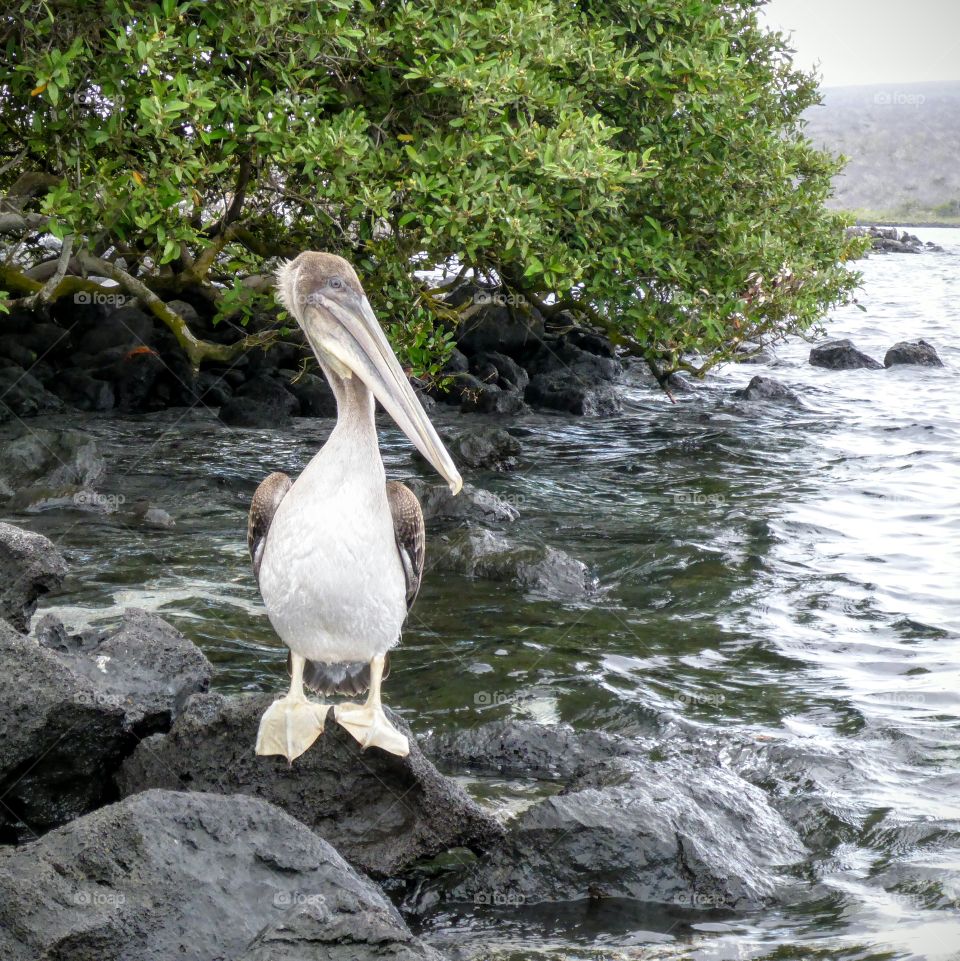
[420,721,805,912]
[0,609,211,841]
[0,790,446,961]
[734,375,800,404]
[437,529,595,598]
[118,691,503,878]
[0,427,106,501]
[0,522,67,632]
[883,339,944,368]
[417,427,522,473]
[403,478,519,526]
[809,339,883,371]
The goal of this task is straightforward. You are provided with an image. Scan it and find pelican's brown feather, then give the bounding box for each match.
[386,480,425,610]
[248,471,292,582]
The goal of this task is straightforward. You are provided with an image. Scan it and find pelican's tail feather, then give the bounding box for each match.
[290,652,390,697]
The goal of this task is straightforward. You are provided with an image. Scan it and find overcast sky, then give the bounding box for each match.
[760,0,960,87]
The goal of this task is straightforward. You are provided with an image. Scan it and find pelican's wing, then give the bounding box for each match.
[386,480,425,610]
[248,472,292,582]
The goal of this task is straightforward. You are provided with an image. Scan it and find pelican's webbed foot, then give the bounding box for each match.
[333,654,409,757]
[256,654,329,762]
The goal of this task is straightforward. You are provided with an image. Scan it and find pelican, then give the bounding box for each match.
[248,252,461,760]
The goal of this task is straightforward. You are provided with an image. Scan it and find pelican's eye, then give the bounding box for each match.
[328,276,344,290]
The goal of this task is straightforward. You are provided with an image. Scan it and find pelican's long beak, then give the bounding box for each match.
[304,289,462,494]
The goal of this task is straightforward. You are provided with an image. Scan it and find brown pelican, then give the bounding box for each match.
[248,252,461,760]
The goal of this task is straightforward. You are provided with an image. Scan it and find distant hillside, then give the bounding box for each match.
[802,82,960,222]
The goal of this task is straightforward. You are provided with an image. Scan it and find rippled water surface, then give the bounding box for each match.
[4,229,959,960]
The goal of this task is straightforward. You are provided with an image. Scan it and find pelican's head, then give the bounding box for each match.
[276,252,462,495]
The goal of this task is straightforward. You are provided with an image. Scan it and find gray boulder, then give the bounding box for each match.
[287,370,338,417]
[425,720,639,782]
[0,609,211,840]
[734,375,800,404]
[469,350,530,392]
[117,691,503,878]
[459,381,527,416]
[0,366,64,421]
[0,427,106,502]
[424,722,805,912]
[809,339,883,370]
[884,339,944,368]
[436,529,595,598]
[48,367,116,411]
[416,427,522,473]
[0,522,67,632]
[403,478,520,526]
[0,790,447,961]
[451,286,545,357]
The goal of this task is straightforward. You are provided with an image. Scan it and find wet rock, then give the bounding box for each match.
[287,370,337,417]
[0,427,106,501]
[437,529,594,598]
[0,336,36,368]
[419,427,522,473]
[47,367,115,411]
[118,691,503,878]
[525,372,621,416]
[0,790,447,961]
[219,396,293,428]
[429,722,805,911]
[809,339,883,371]
[451,285,545,357]
[134,504,177,530]
[734,376,800,404]
[564,327,617,359]
[0,522,67,632]
[441,347,470,374]
[113,348,169,411]
[194,369,233,406]
[846,225,930,254]
[459,382,527,416]
[0,366,64,421]
[0,609,211,840]
[425,720,640,782]
[403,478,520,526]
[883,339,944,368]
[469,351,530,392]
[235,373,301,414]
[76,306,156,354]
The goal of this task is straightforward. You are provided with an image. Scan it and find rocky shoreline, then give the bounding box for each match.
[0,279,624,430]
[0,518,822,960]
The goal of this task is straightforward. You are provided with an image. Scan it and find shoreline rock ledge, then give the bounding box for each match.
[0,790,446,961]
